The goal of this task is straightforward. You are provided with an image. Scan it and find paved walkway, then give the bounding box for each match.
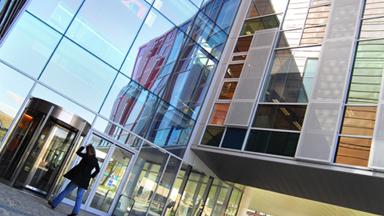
[0,182,99,216]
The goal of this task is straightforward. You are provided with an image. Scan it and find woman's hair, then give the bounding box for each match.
[86,145,96,156]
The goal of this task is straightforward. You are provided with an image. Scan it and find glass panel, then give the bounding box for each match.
[176,168,209,216]
[163,163,188,216]
[65,0,150,69]
[221,128,246,150]
[240,15,281,36]
[93,117,142,150]
[119,143,168,216]
[262,47,321,103]
[39,38,118,112]
[282,0,310,30]
[121,8,175,78]
[215,0,241,33]
[304,5,330,27]
[232,55,247,61]
[347,40,384,104]
[335,136,371,167]
[224,189,242,216]
[219,82,237,100]
[245,130,299,157]
[360,17,384,39]
[26,0,83,33]
[246,0,288,18]
[66,135,111,203]
[340,106,377,136]
[363,0,384,18]
[0,12,61,78]
[210,180,229,216]
[225,64,243,78]
[90,147,132,212]
[209,104,230,125]
[150,156,181,216]
[31,84,96,124]
[0,63,34,143]
[153,0,198,26]
[300,26,326,45]
[201,126,224,147]
[252,105,307,131]
[233,36,253,52]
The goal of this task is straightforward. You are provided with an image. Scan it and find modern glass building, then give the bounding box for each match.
[0,0,384,215]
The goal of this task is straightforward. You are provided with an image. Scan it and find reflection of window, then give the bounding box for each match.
[209,104,230,125]
[233,36,253,52]
[245,129,299,157]
[225,64,243,78]
[240,16,281,36]
[252,105,306,131]
[340,106,376,136]
[201,126,225,146]
[219,82,237,100]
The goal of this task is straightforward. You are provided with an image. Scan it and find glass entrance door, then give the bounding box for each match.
[15,119,78,195]
[63,133,134,215]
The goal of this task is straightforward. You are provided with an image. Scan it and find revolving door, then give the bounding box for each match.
[0,98,91,198]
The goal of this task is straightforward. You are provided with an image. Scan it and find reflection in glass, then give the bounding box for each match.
[240,15,281,36]
[121,8,175,77]
[90,147,132,213]
[225,64,243,78]
[340,106,376,136]
[225,189,242,216]
[347,40,384,104]
[0,63,34,143]
[360,17,384,39]
[27,0,82,33]
[150,156,181,216]
[300,26,326,45]
[119,143,168,216]
[252,105,307,131]
[39,38,118,112]
[221,128,246,150]
[246,0,288,18]
[201,126,224,146]
[66,0,150,69]
[153,0,198,26]
[233,36,253,52]
[219,82,237,100]
[232,55,246,61]
[163,163,188,216]
[209,104,230,125]
[277,29,302,47]
[335,136,371,167]
[262,47,320,103]
[176,168,209,216]
[0,12,61,78]
[203,179,229,216]
[245,130,299,156]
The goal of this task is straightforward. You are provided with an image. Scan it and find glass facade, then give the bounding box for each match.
[0,0,243,215]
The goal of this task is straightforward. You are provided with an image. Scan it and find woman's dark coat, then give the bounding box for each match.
[64,146,100,189]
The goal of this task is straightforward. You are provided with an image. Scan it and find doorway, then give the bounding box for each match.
[0,97,90,198]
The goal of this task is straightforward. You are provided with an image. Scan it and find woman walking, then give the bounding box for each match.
[48,144,100,216]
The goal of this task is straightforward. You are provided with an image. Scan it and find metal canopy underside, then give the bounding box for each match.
[191,145,384,215]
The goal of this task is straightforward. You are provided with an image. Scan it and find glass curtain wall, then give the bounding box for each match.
[201,0,332,158]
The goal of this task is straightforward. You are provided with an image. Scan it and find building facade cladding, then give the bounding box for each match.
[0,0,245,216]
[195,0,384,213]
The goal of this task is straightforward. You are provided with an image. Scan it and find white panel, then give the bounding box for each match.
[370,103,384,169]
[311,39,354,101]
[325,0,361,39]
[296,103,342,161]
[225,29,278,126]
[225,101,255,126]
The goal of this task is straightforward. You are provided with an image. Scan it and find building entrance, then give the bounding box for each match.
[0,97,90,199]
